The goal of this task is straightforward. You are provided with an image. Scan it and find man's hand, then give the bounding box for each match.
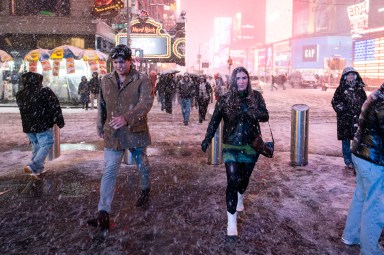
[109,115,128,129]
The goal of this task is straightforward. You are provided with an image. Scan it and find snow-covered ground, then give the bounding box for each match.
[0,87,370,254]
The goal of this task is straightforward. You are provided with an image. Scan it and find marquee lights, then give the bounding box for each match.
[94,0,124,13]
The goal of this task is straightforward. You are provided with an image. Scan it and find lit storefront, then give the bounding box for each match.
[291,36,352,78]
[350,0,384,87]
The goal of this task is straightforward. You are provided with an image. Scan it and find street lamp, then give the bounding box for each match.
[198,43,208,74]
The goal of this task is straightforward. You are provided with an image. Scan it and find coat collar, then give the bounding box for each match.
[106,69,140,90]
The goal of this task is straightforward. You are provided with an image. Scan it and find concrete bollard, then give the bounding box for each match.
[208,120,223,165]
[290,104,309,166]
[47,124,60,161]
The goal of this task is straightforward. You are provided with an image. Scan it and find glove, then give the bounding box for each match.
[201,139,210,152]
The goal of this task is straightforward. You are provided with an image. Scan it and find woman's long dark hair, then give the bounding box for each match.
[229,67,252,95]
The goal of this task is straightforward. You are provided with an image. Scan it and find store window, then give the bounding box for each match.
[10,0,70,16]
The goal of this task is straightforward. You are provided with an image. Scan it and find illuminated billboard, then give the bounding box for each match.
[116,17,185,65]
[293,0,350,37]
[369,0,384,29]
[353,37,384,82]
[265,0,292,44]
[213,17,232,68]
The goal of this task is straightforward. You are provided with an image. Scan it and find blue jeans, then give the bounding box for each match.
[342,155,384,255]
[180,98,192,123]
[342,139,352,165]
[98,147,150,213]
[26,128,54,173]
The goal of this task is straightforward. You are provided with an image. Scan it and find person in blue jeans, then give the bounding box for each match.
[87,45,154,231]
[331,67,367,169]
[16,72,65,179]
[178,73,195,125]
[342,82,384,255]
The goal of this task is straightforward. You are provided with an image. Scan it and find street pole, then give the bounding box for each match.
[127,0,131,48]
[198,44,202,73]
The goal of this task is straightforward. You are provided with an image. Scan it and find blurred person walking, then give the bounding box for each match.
[164,73,176,114]
[88,72,100,110]
[196,75,212,123]
[332,67,367,170]
[208,75,215,103]
[201,66,269,237]
[16,72,65,179]
[155,74,166,111]
[78,76,90,110]
[341,82,384,255]
[214,73,225,101]
[178,73,195,125]
[87,45,154,232]
[270,75,278,91]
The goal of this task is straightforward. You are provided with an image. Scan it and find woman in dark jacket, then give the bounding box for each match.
[201,66,269,237]
[331,67,367,169]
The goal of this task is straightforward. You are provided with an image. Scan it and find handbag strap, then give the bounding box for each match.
[266,121,274,143]
[259,121,274,143]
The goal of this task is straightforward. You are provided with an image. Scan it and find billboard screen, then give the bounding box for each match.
[265,0,292,44]
[354,37,384,80]
[293,0,350,37]
[369,0,384,29]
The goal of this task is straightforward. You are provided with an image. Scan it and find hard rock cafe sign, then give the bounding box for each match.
[115,16,186,66]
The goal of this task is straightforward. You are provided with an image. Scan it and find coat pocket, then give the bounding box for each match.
[130,124,148,133]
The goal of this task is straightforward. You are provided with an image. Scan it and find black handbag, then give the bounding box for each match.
[251,122,274,158]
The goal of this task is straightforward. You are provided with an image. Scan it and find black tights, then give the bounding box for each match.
[225,162,255,214]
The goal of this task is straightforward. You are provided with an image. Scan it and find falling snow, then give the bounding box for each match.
[0,86,372,254]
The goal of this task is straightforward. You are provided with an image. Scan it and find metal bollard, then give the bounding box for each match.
[208,120,223,165]
[47,124,60,161]
[123,149,135,165]
[290,104,309,166]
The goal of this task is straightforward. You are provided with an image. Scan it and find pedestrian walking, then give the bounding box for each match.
[178,73,195,125]
[16,72,65,179]
[270,75,278,91]
[331,67,367,170]
[196,75,212,123]
[201,66,269,237]
[155,74,166,111]
[341,82,384,255]
[149,70,157,97]
[164,73,176,114]
[213,73,224,100]
[88,72,100,110]
[87,44,154,231]
[78,76,90,110]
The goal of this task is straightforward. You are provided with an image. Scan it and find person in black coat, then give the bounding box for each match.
[341,82,384,254]
[88,72,100,110]
[16,72,65,178]
[195,75,212,123]
[78,76,90,110]
[331,67,367,169]
[201,66,269,237]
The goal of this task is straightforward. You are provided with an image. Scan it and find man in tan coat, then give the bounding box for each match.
[88,45,154,231]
